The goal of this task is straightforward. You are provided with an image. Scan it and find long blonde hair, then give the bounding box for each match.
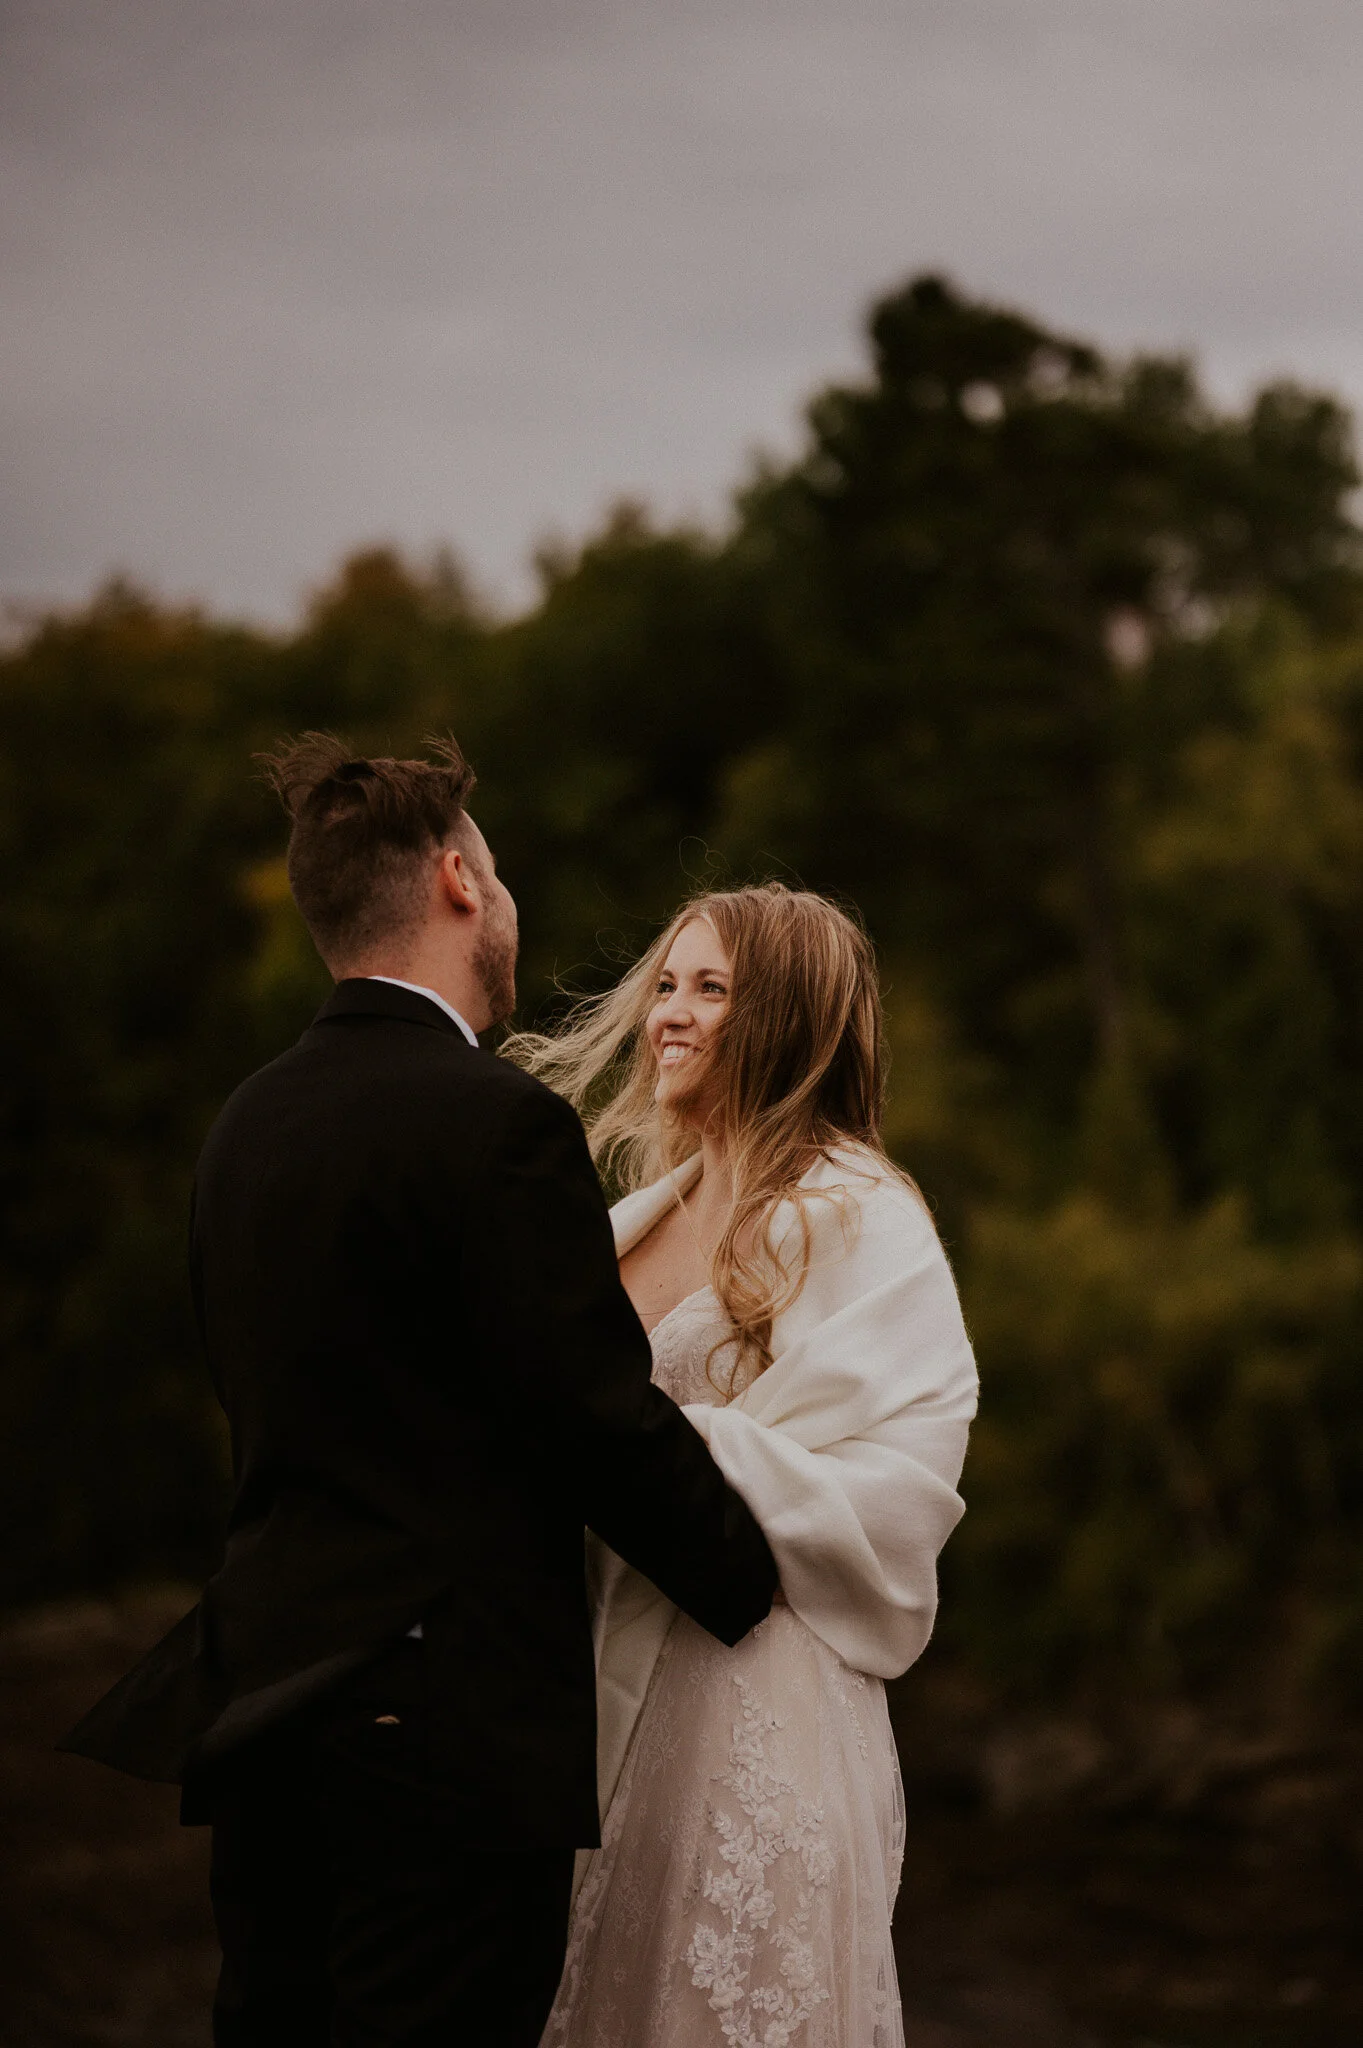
[504,882,906,1392]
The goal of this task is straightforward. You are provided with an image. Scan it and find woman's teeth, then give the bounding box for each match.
[660,1044,693,1065]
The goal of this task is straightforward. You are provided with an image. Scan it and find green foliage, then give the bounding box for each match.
[957,1192,1363,1696]
[466,505,784,996]
[0,587,297,1596]
[4,275,1362,1709]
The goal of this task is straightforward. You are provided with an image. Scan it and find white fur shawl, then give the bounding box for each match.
[587,1145,979,1823]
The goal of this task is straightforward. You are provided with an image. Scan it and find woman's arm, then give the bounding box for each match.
[683,1165,977,1677]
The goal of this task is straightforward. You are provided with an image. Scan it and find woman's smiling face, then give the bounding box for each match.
[646,917,732,1123]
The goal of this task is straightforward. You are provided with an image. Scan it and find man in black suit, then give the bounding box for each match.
[62,734,777,2046]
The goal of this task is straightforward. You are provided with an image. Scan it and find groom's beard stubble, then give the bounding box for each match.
[474,907,518,1029]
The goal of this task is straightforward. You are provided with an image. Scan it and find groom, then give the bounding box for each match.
[62,734,777,2046]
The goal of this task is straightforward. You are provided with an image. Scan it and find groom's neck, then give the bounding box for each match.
[336,943,490,1035]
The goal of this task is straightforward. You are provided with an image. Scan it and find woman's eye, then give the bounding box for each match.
[702,980,728,996]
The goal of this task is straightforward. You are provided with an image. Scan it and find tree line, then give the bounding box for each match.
[5,275,1363,1712]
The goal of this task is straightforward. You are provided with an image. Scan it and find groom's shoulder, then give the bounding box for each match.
[346,1045,594,1187]
[453,1056,585,1143]
[202,1028,580,1157]
[413,1054,592,1174]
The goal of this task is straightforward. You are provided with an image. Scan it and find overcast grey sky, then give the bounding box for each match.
[3,0,1361,621]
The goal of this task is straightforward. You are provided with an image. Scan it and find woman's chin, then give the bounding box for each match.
[654,1073,704,1124]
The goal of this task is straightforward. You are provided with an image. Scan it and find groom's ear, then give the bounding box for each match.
[437,845,480,917]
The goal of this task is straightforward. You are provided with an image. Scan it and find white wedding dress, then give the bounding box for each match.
[541,1287,907,2048]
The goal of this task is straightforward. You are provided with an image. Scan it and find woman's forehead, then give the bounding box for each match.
[662,916,729,974]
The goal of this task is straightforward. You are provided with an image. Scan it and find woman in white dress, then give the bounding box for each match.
[510,883,978,2048]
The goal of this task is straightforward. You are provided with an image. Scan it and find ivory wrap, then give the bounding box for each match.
[589,1147,978,1824]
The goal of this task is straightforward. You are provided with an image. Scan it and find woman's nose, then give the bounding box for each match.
[658,989,694,1027]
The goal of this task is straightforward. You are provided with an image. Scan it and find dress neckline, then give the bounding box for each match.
[643,1284,716,1343]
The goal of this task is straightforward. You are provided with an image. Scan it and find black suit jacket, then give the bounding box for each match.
[61,980,776,1844]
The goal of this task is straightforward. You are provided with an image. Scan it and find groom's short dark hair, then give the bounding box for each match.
[259,732,478,967]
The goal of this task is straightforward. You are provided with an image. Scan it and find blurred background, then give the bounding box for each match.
[4,5,1363,2045]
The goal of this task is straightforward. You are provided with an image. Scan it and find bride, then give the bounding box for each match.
[510,882,978,2048]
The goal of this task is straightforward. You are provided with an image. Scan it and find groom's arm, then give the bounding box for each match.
[463,1080,778,1647]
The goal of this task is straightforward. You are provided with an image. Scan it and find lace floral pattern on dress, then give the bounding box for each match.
[686,1669,832,2047]
[648,1286,735,1410]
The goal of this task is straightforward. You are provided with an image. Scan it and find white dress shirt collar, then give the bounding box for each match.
[365,977,479,1047]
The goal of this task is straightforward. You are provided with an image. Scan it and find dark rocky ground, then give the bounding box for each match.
[2,1590,1360,2047]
